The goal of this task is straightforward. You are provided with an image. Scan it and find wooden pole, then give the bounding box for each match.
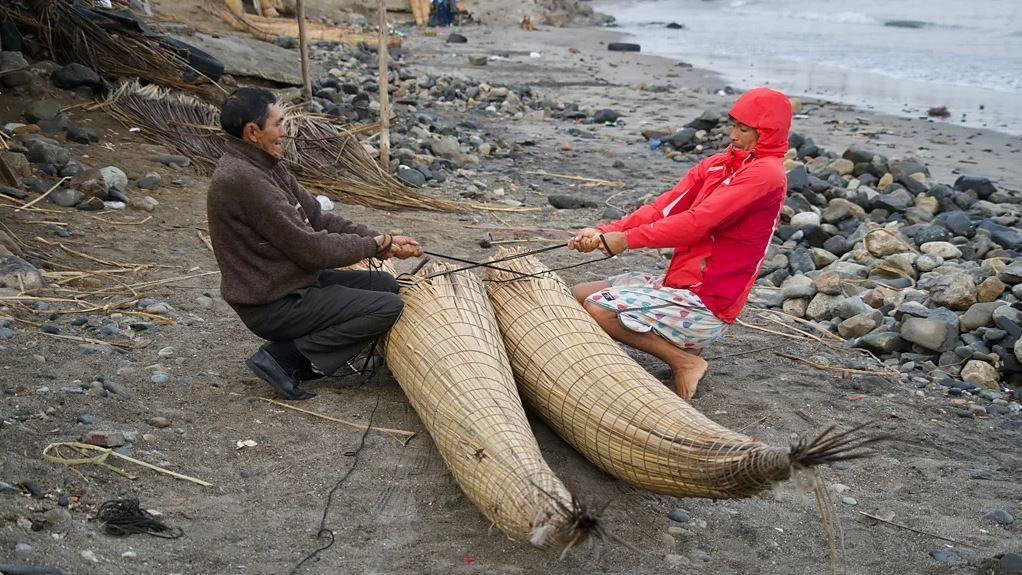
[377,0,390,171]
[296,0,312,103]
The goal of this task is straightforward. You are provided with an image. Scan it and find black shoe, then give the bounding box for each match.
[297,364,326,382]
[246,349,316,400]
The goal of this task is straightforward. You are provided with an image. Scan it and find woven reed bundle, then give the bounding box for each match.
[384,264,595,547]
[486,248,882,500]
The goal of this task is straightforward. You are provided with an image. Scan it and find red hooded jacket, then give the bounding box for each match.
[599,88,791,323]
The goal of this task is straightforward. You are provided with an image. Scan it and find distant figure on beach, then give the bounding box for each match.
[569,88,792,399]
[206,88,422,400]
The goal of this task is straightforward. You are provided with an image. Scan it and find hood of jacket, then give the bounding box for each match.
[727,87,792,159]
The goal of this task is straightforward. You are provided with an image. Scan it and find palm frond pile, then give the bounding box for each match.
[104,81,464,212]
[2,0,224,99]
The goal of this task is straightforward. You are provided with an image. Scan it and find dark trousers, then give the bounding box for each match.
[233,269,403,376]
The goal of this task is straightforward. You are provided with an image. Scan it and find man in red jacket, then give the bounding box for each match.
[569,88,791,399]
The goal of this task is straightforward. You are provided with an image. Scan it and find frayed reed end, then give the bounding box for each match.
[529,493,604,553]
[789,419,892,469]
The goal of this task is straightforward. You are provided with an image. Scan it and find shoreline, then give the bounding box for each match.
[406,20,1020,190]
[591,0,1022,137]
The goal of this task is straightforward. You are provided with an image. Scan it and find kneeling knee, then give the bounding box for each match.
[377,272,400,294]
[571,284,589,304]
[381,293,404,320]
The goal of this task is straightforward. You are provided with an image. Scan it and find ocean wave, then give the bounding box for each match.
[727,6,877,25]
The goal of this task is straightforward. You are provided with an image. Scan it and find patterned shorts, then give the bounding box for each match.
[586,272,728,350]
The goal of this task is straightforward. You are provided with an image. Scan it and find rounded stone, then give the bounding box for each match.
[100,166,128,192]
[865,229,912,257]
[977,277,1006,303]
[982,508,1015,525]
[915,254,944,272]
[920,241,962,259]
[689,549,712,562]
[790,211,821,227]
[961,360,1000,390]
[667,509,689,524]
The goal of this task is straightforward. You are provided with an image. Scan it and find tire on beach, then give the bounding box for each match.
[607,42,641,52]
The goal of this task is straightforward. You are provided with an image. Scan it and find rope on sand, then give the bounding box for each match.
[42,442,212,487]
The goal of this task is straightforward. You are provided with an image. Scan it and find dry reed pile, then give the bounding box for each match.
[485,249,884,499]
[103,81,464,212]
[384,264,596,548]
[2,0,224,99]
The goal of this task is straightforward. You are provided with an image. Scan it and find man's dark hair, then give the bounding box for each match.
[219,88,277,138]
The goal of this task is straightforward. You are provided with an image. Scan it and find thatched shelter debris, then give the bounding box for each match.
[104,81,464,212]
[1,0,227,100]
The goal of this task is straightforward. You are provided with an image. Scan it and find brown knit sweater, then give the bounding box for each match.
[207,138,379,306]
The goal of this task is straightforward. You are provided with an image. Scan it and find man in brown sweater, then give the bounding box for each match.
[207,88,422,400]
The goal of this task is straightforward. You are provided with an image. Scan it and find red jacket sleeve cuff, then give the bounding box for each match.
[624,228,646,249]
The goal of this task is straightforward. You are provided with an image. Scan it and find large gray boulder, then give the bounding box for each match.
[900,308,959,352]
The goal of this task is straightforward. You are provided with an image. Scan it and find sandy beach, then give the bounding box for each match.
[1,2,1020,574]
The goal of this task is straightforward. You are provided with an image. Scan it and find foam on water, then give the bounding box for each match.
[595,0,1022,134]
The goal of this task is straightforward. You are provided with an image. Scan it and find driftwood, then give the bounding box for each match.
[209,1,402,48]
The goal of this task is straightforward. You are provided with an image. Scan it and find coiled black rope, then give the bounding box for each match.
[95,498,183,539]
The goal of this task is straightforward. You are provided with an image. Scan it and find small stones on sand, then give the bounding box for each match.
[930,548,965,565]
[83,430,125,448]
[982,508,1015,525]
[129,195,159,212]
[689,549,711,562]
[137,172,162,190]
[667,509,689,523]
[145,302,172,314]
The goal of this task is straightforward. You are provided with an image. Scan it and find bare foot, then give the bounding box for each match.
[671,355,708,400]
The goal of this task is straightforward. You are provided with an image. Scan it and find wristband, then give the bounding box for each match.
[598,233,616,256]
[376,234,393,258]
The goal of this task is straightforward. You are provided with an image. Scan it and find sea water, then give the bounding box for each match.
[594,0,1022,134]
